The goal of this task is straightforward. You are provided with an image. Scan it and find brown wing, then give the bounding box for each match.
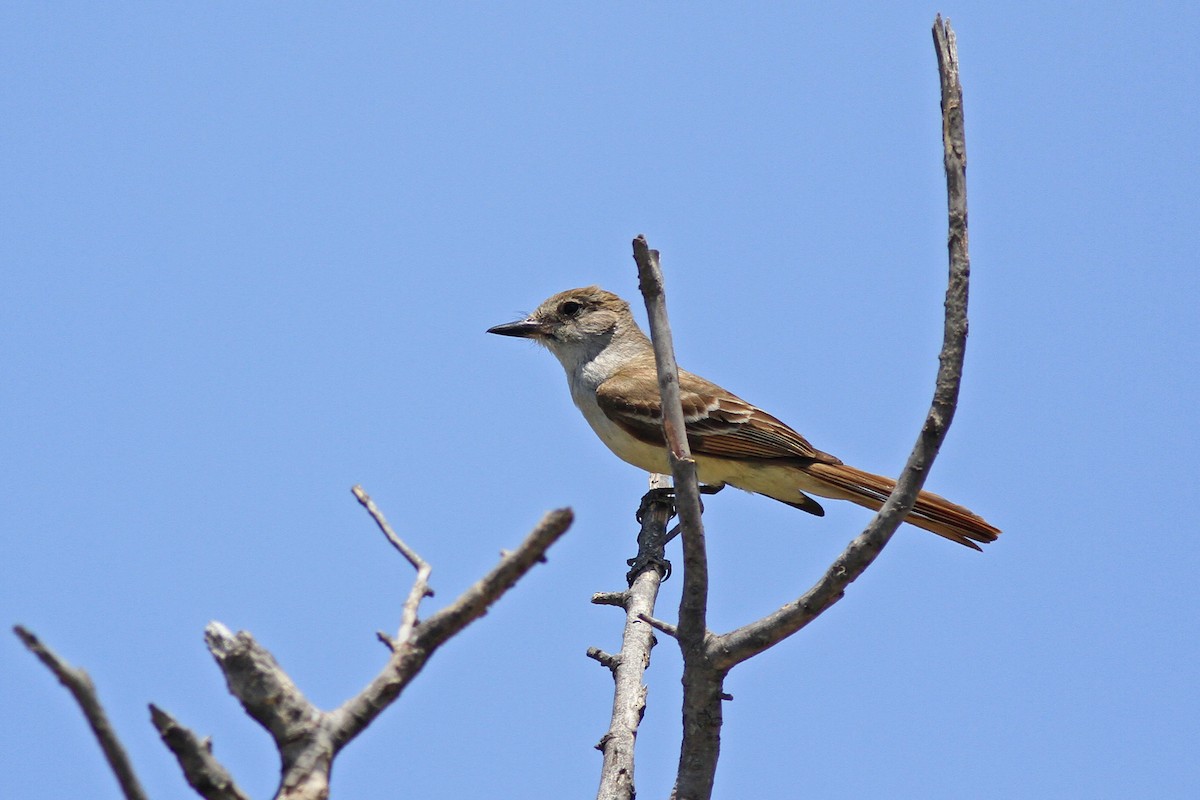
[594,366,840,465]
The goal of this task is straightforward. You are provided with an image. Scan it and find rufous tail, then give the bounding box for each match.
[804,462,1000,550]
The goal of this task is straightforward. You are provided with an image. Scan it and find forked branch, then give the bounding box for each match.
[629,16,978,798]
[17,493,572,800]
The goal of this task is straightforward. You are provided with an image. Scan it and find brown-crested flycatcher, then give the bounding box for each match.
[488,286,999,549]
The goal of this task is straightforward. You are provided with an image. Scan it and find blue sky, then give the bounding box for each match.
[3,3,1198,798]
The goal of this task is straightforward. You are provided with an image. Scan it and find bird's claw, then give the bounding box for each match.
[636,487,677,523]
[634,483,722,523]
[626,553,672,583]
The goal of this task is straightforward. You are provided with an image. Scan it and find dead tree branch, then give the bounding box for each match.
[352,485,433,646]
[187,498,572,800]
[202,622,332,799]
[150,705,251,800]
[628,17,977,797]
[326,504,574,748]
[631,237,724,800]
[12,625,150,800]
[710,13,974,670]
[18,493,572,800]
[593,474,675,800]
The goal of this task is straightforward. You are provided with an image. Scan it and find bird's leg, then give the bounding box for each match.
[627,482,723,582]
[627,488,677,583]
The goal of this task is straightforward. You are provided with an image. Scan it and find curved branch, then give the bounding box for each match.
[713,13,974,671]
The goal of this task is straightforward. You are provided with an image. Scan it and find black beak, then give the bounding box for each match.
[486,318,547,339]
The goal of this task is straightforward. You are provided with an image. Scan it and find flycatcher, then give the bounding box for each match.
[488,286,999,549]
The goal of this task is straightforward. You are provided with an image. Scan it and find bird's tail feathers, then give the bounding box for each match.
[803,462,1000,550]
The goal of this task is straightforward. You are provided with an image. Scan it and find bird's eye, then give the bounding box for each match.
[559,300,583,317]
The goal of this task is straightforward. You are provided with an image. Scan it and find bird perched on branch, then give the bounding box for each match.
[488,286,999,549]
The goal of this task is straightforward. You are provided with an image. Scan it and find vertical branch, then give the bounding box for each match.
[934,15,971,375]
[630,237,709,637]
[592,474,674,800]
[630,236,724,800]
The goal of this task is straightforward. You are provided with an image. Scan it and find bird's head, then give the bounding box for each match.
[488,286,643,368]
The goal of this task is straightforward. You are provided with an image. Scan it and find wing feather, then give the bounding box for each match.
[595,367,839,465]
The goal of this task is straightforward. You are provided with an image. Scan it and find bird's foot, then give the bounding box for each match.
[626,552,672,583]
[634,483,723,524]
[636,487,677,524]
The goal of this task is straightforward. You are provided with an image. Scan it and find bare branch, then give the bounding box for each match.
[189,505,569,799]
[204,622,325,748]
[13,626,150,800]
[202,623,336,799]
[326,507,573,749]
[594,475,673,800]
[623,22,979,797]
[587,647,622,673]
[19,477,568,800]
[150,705,251,800]
[352,484,434,641]
[631,238,724,800]
[351,484,430,578]
[631,238,710,641]
[711,14,976,670]
[636,613,678,639]
[174,502,569,800]
[414,508,574,651]
[591,591,629,608]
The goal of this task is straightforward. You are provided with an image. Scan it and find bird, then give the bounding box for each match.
[487,286,999,549]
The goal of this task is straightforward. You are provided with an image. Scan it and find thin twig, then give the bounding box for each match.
[351,485,435,641]
[586,647,622,673]
[352,485,434,585]
[637,613,678,639]
[591,591,629,608]
[327,507,573,749]
[13,626,150,800]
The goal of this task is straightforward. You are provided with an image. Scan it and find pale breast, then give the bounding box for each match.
[569,378,672,474]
